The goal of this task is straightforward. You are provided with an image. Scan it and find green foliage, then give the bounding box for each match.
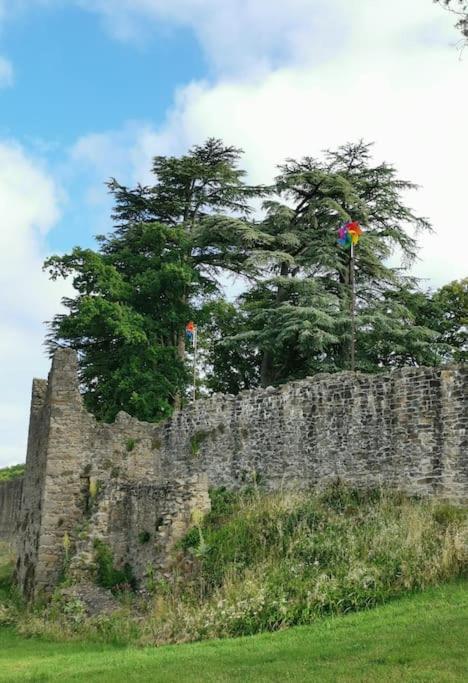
[358,277,467,369]
[45,238,189,422]
[2,490,467,651]
[356,285,442,370]
[171,485,466,640]
[226,141,435,386]
[432,278,468,363]
[190,430,211,456]
[125,438,136,452]
[44,137,464,417]
[199,300,261,395]
[0,464,25,482]
[206,487,241,524]
[44,139,267,422]
[432,503,468,526]
[138,531,151,545]
[93,540,136,593]
[0,543,14,603]
[435,0,468,41]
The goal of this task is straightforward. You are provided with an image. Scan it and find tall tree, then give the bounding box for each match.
[198,299,261,395]
[431,278,468,362]
[435,1,468,43]
[45,139,267,422]
[362,277,467,368]
[228,142,433,386]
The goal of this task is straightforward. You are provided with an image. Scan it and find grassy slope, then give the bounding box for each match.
[1,581,467,682]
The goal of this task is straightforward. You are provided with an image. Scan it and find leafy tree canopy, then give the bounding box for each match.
[431,277,468,363]
[435,0,468,43]
[45,138,462,424]
[45,139,267,422]
[223,142,433,387]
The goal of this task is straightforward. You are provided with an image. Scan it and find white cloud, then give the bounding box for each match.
[79,0,456,73]
[0,142,69,468]
[72,1,467,288]
[78,0,348,73]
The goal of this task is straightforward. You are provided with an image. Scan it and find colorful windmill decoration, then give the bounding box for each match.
[338,221,363,248]
[185,321,197,345]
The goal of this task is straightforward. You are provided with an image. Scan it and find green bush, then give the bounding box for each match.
[93,540,136,593]
[0,542,14,602]
[138,531,151,544]
[0,464,25,482]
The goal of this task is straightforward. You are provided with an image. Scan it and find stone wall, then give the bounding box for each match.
[154,365,468,501]
[11,349,468,599]
[0,477,23,541]
[15,350,210,599]
[69,476,210,586]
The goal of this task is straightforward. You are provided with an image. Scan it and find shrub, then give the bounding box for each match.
[93,540,136,593]
[138,531,151,544]
[167,484,467,641]
[0,464,25,482]
[190,430,211,456]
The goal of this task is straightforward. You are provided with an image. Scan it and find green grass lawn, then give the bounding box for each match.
[1,581,467,682]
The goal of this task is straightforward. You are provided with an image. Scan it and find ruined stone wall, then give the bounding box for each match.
[69,476,210,586]
[15,349,210,598]
[14,376,49,596]
[0,477,23,541]
[12,350,468,598]
[154,365,468,502]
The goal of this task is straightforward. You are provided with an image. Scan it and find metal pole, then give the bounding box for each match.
[350,241,356,372]
[192,327,197,401]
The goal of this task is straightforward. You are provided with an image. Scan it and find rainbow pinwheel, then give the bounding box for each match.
[338,221,363,248]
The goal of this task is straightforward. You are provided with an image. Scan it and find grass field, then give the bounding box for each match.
[1,581,467,682]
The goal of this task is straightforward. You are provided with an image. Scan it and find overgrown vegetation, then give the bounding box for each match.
[0,542,14,603]
[93,540,136,593]
[190,430,211,456]
[1,582,467,682]
[0,464,25,482]
[2,485,466,647]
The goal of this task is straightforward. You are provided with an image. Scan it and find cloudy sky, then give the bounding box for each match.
[0,0,466,467]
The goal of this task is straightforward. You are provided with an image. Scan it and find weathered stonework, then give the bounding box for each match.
[0,477,23,541]
[12,350,210,599]
[2,349,467,599]
[155,365,468,501]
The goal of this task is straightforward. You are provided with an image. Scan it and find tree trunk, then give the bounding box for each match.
[177,331,186,362]
[260,261,289,387]
[260,351,274,388]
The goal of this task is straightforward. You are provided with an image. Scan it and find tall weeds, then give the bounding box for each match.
[5,484,468,645]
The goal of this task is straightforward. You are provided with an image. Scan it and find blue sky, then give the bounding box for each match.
[0,0,467,467]
[0,2,206,252]
[1,5,205,145]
